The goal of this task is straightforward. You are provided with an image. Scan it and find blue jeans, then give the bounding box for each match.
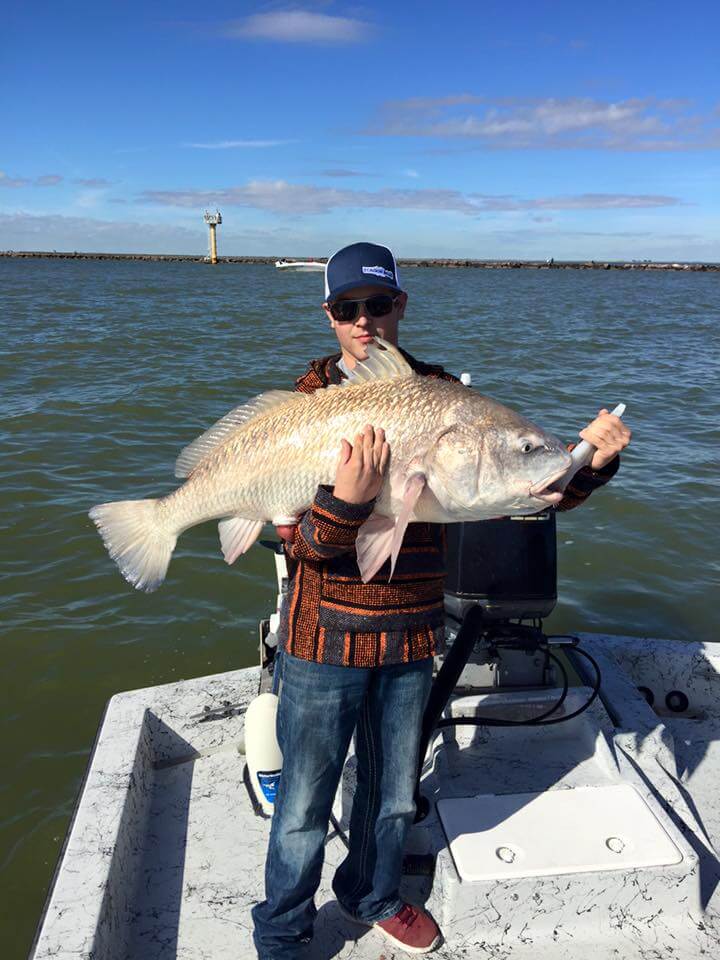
[251,651,433,960]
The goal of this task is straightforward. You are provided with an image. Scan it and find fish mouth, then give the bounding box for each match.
[529,464,571,504]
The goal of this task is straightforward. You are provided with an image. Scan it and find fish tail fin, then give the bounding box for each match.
[89,499,177,592]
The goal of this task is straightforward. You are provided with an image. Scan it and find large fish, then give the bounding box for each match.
[89,339,572,591]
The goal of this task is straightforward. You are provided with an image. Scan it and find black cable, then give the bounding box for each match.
[436,649,569,728]
[329,811,349,848]
[327,641,601,855]
[437,640,602,729]
[520,642,602,726]
[536,644,601,725]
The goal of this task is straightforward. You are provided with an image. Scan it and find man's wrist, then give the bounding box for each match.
[582,454,620,479]
[332,485,376,506]
[315,484,376,520]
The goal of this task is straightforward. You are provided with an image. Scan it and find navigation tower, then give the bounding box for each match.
[203,210,222,264]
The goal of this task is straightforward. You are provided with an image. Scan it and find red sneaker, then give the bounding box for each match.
[373,903,441,954]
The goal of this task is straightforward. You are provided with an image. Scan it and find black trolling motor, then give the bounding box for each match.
[413,510,602,823]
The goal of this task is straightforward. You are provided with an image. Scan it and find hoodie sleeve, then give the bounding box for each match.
[556,445,620,513]
[285,485,376,561]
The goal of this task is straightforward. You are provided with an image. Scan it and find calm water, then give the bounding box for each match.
[1,260,718,957]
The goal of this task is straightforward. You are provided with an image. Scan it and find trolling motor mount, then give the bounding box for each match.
[413,511,601,822]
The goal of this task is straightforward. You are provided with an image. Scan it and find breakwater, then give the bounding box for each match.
[1,251,717,271]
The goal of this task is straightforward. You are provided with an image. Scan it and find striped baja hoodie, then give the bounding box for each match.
[277,347,619,668]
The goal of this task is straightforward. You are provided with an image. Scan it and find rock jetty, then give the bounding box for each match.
[0,251,717,271]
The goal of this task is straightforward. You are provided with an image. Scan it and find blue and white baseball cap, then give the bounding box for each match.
[324,242,403,303]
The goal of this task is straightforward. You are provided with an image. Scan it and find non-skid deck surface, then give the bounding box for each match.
[667,714,720,854]
[129,749,463,960]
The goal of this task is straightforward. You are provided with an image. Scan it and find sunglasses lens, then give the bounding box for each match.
[331,294,396,322]
[367,295,394,317]
[334,301,359,323]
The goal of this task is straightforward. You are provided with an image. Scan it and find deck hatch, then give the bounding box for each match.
[437,784,682,881]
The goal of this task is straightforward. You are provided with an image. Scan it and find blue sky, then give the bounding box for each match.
[2,1,719,259]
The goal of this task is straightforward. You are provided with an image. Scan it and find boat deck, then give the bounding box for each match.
[31,634,720,960]
[131,748,448,959]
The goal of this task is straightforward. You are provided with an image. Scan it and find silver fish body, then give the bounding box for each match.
[90,340,571,591]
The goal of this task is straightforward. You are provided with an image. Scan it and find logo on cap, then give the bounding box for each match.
[362,265,394,281]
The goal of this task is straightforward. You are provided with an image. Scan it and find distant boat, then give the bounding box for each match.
[275,259,326,272]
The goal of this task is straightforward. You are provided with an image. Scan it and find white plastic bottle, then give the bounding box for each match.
[244,692,283,816]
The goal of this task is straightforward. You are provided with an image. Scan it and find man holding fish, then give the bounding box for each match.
[251,242,632,957]
[89,239,631,956]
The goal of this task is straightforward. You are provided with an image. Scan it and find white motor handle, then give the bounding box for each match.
[555,403,626,492]
[569,403,626,471]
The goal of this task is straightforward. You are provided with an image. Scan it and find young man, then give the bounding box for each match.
[252,242,631,959]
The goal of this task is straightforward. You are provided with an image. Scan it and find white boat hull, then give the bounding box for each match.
[30,633,720,959]
[274,260,326,272]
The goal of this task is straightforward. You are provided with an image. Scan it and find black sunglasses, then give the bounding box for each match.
[329,293,398,324]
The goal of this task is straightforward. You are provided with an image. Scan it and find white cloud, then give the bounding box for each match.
[75,190,107,209]
[0,211,309,256]
[138,179,683,216]
[74,178,113,187]
[140,180,478,214]
[0,211,715,262]
[321,169,368,177]
[368,96,720,151]
[0,172,30,188]
[403,168,420,178]
[0,211,247,254]
[0,172,63,188]
[226,10,371,44]
[184,139,298,149]
[472,193,684,212]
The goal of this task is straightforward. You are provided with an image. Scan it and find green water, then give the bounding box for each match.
[1,259,718,957]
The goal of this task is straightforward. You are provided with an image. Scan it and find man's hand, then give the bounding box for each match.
[276,523,298,542]
[274,425,390,540]
[579,408,632,470]
[333,424,390,504]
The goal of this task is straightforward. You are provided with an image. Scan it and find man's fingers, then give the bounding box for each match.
[276,524,297,542]
[580,428,612,449]
[580,414,626,445]
[580,420,631,451]
[581,422,613,443]
[378,441,390,474]
[362,424,375,468]
[338,438,352,465]
[579,411,631,470]
[372,427,386,468]
[351,432,365,469]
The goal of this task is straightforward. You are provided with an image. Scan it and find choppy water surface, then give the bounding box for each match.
[1,259,718,957]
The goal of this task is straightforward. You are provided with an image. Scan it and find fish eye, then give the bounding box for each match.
[520,439,536,454]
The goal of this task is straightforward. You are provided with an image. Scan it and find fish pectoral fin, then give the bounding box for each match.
[218,517,264,564]
[356,473,428,583]
[356,514,396,583]
[390,473,427,577]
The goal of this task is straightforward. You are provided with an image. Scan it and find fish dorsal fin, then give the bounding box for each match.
[342,337,414,386]
[175,389,295,479]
